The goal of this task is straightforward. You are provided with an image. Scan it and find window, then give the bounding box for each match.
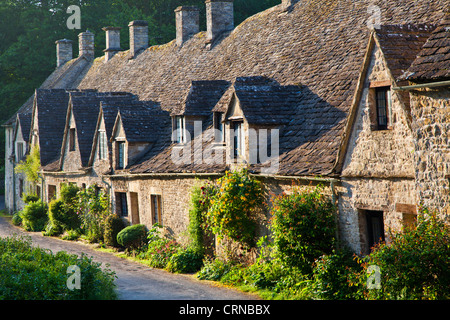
[366,210,385,251]
[232,121,244,159]
[174,116,185,144]
[48,185,57,202]
[151,195,162,225]
[116,192,128,217]
[214,112,224,143]
[375,87,392,130]
[98,131,107,160]
[16,142,24,162]
[69,128,76,151]
[117,141,125,169]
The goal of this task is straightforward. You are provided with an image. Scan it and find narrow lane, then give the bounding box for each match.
[0,217,257,300]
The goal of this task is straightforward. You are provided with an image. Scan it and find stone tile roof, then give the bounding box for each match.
[34,89,71,168]
[222,76,303,125]
[77,0,446,176]
[171,80,230,117]
[17,113,32,143]
[374,24,435,82]
[68,92,138,167]
[116,103,170,143]
[404,13,450,81]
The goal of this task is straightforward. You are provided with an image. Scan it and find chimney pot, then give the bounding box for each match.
[175,6,200,47]
[102,27,122,62]
[128,20,148,58]
[206,0,234,44]
[55,39,73,67]
[78,30,95,59]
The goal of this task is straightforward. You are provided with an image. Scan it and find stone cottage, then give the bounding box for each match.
[3,0,449,255]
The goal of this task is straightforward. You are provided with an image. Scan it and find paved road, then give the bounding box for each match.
[0,216,257,300]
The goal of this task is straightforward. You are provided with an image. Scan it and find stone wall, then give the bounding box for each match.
[340,42,418,253]
[410,87,450,220]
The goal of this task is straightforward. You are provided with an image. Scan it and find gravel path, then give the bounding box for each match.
[0,216,257,300]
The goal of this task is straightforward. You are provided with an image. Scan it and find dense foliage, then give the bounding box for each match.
[203,169,263,248]
[46,183,81,236]
[0,235,117,300]
[353,209,450,300]
[270,186,337,273]
[20,199,48,232]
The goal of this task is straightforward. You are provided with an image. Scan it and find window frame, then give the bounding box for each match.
[151,194,162,226]
[69,128,76,151]
[214,112,225,143]
[98,130,107,160]
[116,192,128,218]
[374,86,392,131]
[117,141,125,169]
[232,121,244,159]
[174,116,185,144]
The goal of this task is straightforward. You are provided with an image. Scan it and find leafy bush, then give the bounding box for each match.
[166,247,204,274]
[104,214,128,247]
[204,169,263,248]
[355,210,450,300]
[116,224,148,251]
[47,199,80,234]
[138,226,181,269]
[12,212,22,226]
[197,258,234,282]
[22,193,39,204]
[0,235,117,300]
[270,186,336,274]
[20,200,48,232]
[76,185,110,243]
[311,248,362,300]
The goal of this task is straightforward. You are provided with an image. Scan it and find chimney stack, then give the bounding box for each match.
[78,30,95,59]
[55,39,73,67]
[175,6,200,47]
[128,20,148,58]
[206,0,234,44]
[102,27,122,62]
[282,0,300,10]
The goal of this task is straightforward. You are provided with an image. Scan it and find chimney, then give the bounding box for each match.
[206,0,234,44]
[282,0,300,10]
[55,39,73,67]
[78,30,95,59]
[102,27,122,62]
[128,20,148,58]
[175,6,200,47]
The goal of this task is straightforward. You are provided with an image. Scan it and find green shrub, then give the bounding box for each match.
[116,224,148,251]
[270,186,336,274]
[12,212,22,226]
[166,247,204,273]
[22,193,39,204]
[311,248,362,300]
[197,258,234,282]
[356,210,450,300]
[204,169,263,248]
[0,235,117,300]
[20,200,48,232]
[104,215,128,247]
[47,198,81,235]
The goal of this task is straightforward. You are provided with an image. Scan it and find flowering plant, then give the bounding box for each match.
[203,169,263,248]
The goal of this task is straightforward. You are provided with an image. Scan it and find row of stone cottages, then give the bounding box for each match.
[3,0,449,254]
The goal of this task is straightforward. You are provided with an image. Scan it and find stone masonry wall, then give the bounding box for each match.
[410,87,450,221]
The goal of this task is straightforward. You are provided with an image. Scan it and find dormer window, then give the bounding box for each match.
[232,121,244,159]
[16,142,24,162]
[117,141,125,169]
[375,86,392,130]
[69,128,76,151]
[98,130,107,160]
[174,116,185,144]
[214,112,224,143]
